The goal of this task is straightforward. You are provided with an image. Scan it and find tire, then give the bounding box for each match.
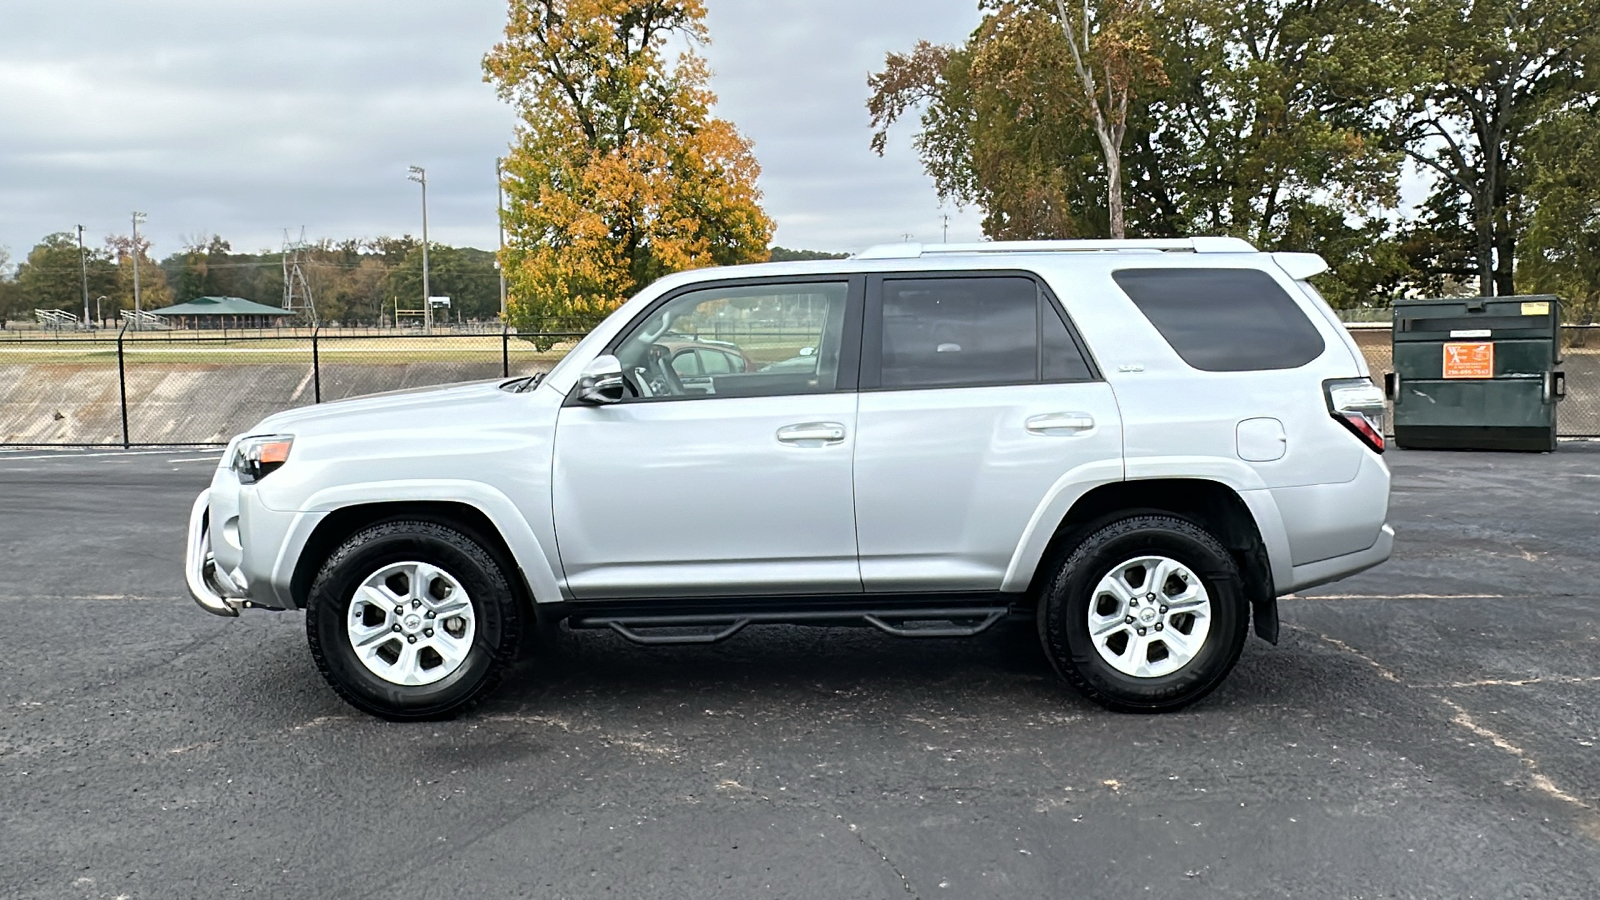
[1038,514,1247,713]
[306,520,523,720]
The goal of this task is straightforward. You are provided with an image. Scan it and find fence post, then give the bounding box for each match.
[312,325,322,404]
[502,325,510,377]
[116,321,130,448]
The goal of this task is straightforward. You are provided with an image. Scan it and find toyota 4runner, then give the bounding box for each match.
[185,237,1393,719]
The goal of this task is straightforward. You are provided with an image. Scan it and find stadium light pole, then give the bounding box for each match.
[131,211,147,325]
[495,157,507,321]
[407,166,430,331]
[77,225,91,329]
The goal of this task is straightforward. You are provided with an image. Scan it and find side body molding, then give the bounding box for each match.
[273,479,566,607]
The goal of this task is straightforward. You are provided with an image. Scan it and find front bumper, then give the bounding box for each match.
[185,489,248,617]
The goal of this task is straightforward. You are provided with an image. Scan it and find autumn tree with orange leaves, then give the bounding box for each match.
[484,0,774,335]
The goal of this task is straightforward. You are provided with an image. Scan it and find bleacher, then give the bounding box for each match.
[120,309,171,330]
[33,309,80,331]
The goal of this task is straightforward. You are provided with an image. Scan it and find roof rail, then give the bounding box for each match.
[853,236,1257,260]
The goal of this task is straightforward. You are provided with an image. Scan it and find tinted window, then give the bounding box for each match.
[880,277,1039,388]
[1043,303,1093,381]
[613,281,849,400]
[1112,268,1325,371]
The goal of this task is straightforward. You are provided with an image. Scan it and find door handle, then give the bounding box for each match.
[776,422,846,444]
[1026,413,1095,434]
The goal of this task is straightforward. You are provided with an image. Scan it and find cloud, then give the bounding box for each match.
[703,0,985,252]
[0,0,981,262]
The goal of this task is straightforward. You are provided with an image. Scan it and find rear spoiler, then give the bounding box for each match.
[1273,252,1329,280]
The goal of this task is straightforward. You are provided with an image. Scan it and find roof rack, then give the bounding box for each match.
[852,237,1257,260]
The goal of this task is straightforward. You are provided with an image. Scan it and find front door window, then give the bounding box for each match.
[613,281,851,399]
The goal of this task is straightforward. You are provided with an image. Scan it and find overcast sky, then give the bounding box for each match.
[0,0,988,264]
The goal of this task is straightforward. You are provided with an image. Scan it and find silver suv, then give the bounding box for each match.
[186,238,1392,719]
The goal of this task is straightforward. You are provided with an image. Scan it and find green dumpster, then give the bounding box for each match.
[1385,295,1566,451]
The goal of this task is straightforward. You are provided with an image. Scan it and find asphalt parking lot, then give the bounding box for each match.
[1,445,1598,899]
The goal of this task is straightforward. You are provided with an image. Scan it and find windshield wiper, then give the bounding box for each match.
[500,373,545,394]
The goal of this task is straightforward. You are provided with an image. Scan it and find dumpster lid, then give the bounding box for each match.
[1393,295,1559,341]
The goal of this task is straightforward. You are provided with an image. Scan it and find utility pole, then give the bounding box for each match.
[131,211,147,325]
[407,166,431,332]
[77,225,91,328]
[496,157,508,321]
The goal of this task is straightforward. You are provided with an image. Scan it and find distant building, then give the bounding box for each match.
[151,296,295,329]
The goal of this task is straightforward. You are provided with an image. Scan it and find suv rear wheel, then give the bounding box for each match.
[306,520,522,720]
[1038,514,1247,712]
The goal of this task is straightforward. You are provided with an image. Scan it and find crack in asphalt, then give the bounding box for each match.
[1301,626,1599,834]
[838,814,917,896]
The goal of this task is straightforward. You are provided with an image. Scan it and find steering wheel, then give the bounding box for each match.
[645,344,686,396]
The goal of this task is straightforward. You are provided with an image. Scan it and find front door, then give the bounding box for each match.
[553,277,864,600]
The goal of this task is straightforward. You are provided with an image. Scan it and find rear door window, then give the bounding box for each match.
[870,275,1095,389]
[1042,302,1094,381]
[1112,268,1325,371]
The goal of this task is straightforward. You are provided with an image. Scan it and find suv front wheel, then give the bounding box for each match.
[1039,514,1248,713]
[306,520,523,720]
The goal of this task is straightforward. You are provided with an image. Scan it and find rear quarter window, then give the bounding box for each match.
[1112,268,1325,372]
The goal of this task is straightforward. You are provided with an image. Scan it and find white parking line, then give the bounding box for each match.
[1286,593,1507,600]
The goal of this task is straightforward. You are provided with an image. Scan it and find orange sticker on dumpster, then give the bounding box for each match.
[1442,342,1494,378]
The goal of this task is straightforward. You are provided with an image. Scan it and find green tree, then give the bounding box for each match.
[1051,0,1167,238]
[484,0,775,337]
[13,232,119,322]
[1374,0,1596,296]
[870,31,1109,238]
[164,235,236,302]
[105,233,174,315]
[768,247,850,262]
[1519,104,1600,328]
[0,246,19,323]
[385,244,503,323]
[868,0,1412,304]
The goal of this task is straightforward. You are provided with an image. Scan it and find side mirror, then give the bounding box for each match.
[799,346,815,357]
[577,354,626,404]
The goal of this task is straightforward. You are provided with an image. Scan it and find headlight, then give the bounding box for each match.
[232,434,294,484]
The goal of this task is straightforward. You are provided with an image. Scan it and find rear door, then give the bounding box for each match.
[852,273,1124,592]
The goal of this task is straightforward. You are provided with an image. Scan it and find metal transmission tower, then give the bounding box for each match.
[282,229,317,325]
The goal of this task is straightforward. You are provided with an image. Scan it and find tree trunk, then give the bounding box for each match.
[1474,192,1495,296]
[1494,231,1516,297]
[1106,152,1125,239]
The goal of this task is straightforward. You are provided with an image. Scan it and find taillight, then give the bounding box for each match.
[1324,378,1386,454]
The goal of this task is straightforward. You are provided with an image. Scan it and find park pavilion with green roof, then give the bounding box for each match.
[151,296,295,329]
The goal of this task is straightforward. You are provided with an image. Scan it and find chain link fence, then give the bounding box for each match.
[0,326,578,446]
[2,321,1595,446]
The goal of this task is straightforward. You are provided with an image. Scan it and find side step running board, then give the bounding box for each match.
[569,605,1011,646]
